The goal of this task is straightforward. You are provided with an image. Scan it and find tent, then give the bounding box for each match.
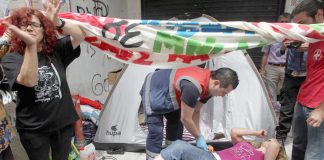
[93,50,277,155]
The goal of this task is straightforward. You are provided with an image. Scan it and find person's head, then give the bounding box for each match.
[9,7,56,56]
[208,67,239,97]
[278,13,291,23]
[291,0,324,24]
[250,139,285,160]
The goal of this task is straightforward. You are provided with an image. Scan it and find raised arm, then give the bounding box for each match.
[1,21,38,87]
[230,128,266,145]
[45,0,85,49]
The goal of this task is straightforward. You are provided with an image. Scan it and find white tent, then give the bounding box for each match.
[93,50,277,154]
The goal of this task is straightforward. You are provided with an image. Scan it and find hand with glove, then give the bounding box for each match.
[196,135,208,151]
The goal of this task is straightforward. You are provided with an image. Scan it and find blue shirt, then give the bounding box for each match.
[286,48,307,72]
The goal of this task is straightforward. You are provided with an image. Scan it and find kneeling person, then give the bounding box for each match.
[140,66,239,159]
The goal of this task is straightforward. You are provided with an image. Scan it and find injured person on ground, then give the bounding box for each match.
[155,128,284,160]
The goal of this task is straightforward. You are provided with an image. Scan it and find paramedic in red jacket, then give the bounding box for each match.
[140,66,239,160]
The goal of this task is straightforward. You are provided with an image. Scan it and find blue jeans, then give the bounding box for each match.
[292,103,324,160]
[160,140,215,160]
[146,110,183,159]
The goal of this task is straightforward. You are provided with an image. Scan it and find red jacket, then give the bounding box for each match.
[172,66,210,107]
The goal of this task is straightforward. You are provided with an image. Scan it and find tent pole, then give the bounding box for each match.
[99,64,129,118]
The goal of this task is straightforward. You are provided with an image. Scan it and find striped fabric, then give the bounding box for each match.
[2,13,324,67]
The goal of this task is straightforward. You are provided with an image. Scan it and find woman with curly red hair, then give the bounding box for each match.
[0,0,85,159]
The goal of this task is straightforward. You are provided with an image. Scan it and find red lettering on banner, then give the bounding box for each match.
[85,36,133,61]
[133,52,153,65]
[85,37,209,65]
[168,55,209,63]
[117,49,133,61]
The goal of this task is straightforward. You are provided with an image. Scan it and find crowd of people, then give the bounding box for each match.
[0,0,322,160]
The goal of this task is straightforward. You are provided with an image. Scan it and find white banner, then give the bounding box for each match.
[67,0,123,103]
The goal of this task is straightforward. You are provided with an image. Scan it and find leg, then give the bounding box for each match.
[305,108,324,160]
[160,140,215,160]
[265,65,280,95]
[277,76,304,140]
[165,110,183,143]
[146,114,164,160]
[19,131,51,160]
[277,67,285,95]
[50,124,73,160]
[292,103,307,160]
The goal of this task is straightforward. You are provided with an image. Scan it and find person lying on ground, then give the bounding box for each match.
[155,128,282,160]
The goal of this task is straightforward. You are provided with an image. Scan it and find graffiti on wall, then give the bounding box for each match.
[73,0,109,16]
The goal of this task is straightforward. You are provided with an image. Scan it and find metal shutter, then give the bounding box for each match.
[141,0,286,67]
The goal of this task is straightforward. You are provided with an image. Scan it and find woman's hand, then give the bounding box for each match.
[255,129,267,138]
[44,0,62,26]
[1,21,36,46]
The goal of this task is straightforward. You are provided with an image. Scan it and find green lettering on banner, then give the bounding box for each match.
[237,40,249,50]
[153,31,185,54]
[186,37,221,55]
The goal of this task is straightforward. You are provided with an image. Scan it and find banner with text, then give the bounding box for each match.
[54,13,324,67]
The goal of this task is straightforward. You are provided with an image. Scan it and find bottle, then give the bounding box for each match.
[79,143,96,160]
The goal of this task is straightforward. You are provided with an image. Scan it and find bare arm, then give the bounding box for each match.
[230,128,266,145]
[2,22,38,87]
[192,102,203,135]
[180,101,203,138]
[45,0,85,49]
[259,52,268,76]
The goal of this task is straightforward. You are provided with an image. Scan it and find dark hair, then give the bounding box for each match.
[211,67,239,89]
[9,7,57,57]
[291,0,324,18]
